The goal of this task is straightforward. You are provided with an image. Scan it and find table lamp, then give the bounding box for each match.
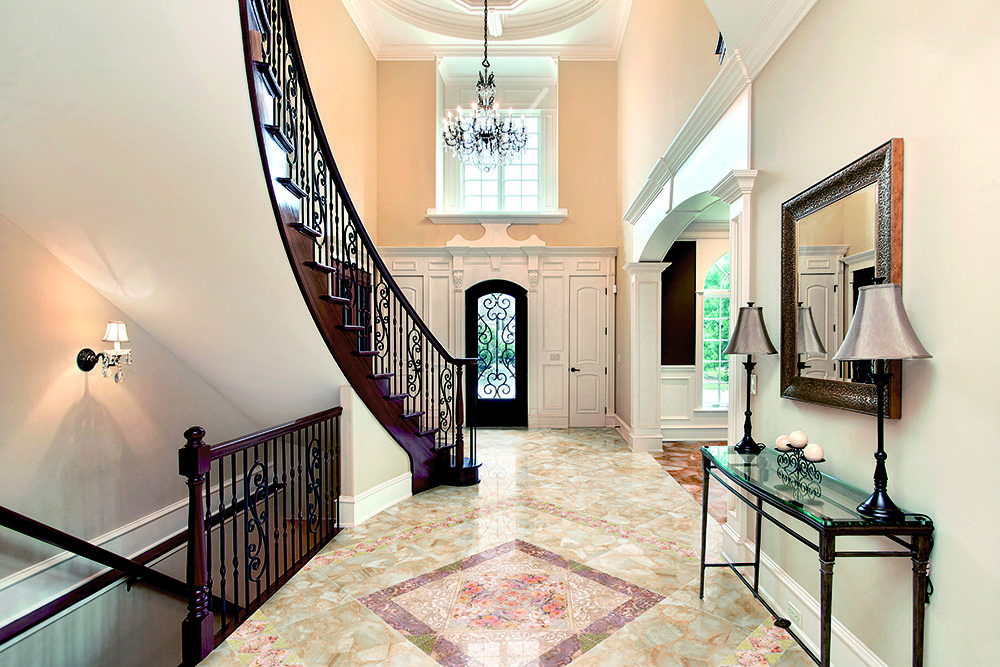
[724,302,777,454]
[796,302,826,372]
[833,282,930,520]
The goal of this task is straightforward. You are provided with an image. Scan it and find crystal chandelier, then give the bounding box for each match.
[441,0,528,171]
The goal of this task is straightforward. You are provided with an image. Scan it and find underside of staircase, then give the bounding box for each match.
[238,0,478,493]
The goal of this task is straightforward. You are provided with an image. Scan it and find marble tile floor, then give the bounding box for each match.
[202,428,811,667]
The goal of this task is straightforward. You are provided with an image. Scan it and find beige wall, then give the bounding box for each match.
[290,0,378,234]
[614,0,718,431]
[751,1,1000,663]
[797,184,876,252]
[616,0,720,212]
[509,60,618,247]
[0,216,255,658]
[376,60,618,248]
[376,60,453,246]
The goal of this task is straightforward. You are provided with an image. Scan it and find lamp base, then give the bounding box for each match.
[856,489,904,522]
[733,434,764,455]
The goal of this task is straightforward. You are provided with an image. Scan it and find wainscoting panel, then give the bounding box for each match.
[659,365,726,439]
[379,245,616,429]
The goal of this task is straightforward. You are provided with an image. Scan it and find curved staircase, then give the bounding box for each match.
[238,0,478,493]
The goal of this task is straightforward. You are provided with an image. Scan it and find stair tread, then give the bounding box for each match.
[264,124,294,154]
[338,324,365,331]
[401,411,425,421]
[320,294,350,304]
[353,350,377,357]
[369,373,393,380]
[417,427,441,438]
[277,177,306,199]
[253,61,281,99]
[304,260,336,274]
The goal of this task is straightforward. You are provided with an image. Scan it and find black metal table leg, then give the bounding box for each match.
[912,534,931,667]
[818,533,835,667]
[753,495,763,595]
[699,451,710,599]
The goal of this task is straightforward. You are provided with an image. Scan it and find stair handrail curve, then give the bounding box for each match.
[238,0,480,481]
[249,0,467,368]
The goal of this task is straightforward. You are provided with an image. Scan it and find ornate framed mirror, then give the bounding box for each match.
[779,139,903,417]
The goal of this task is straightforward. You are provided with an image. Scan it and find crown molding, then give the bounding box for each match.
[341,0,383,59]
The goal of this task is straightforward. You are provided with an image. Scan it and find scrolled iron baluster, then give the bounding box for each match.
[311,149,328,239]
[305,436,321,534]
[244,459,269,584]
[439,364,454,448]
[406,323,423,396]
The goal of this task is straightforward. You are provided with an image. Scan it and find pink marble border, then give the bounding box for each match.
[305,495,704,570]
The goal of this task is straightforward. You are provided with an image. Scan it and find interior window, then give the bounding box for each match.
[702,253,730,409]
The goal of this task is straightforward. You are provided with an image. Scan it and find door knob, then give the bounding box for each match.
[570,367,581,372]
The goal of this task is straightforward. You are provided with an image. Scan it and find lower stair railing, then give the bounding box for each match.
[239,0,480,492]
[179,406,342,665]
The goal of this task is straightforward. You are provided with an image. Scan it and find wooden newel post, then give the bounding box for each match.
[178,426,214,665]
[455,365,465,466]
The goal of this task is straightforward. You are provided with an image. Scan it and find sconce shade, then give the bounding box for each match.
[103,321,129,344]
[797,305,826,354]
[724,304,777,356]
[833,284,931,361]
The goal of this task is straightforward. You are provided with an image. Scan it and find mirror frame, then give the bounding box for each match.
[779,138,903,418]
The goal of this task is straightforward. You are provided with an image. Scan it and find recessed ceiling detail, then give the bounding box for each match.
[369,0,608,41]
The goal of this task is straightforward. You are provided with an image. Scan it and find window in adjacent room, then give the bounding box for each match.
[702,253,730,409]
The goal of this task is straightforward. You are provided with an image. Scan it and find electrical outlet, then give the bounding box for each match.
[787,601,802,628]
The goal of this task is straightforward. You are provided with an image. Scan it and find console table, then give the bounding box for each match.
[699,445,933,666]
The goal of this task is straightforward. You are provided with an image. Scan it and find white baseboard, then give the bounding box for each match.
[339,472,412,528]
[757,553,887,667]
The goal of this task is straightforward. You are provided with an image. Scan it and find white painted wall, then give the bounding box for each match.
[748,1,1000,664]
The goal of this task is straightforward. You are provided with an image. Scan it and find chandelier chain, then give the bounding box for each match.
[482,0,489,69]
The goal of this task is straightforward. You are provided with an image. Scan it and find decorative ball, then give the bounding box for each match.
[775,435,792,451]
[789,430,809,448]
[803,443,824,461]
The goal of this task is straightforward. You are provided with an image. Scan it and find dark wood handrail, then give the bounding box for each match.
[0,506,188,601]
[208,405,342,461]
[0,531,188,646]
[276,1,474,368]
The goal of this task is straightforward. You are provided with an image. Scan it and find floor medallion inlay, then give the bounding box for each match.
[359,540,664,667]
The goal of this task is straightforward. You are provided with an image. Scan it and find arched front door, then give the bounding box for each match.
[465,280,527,427]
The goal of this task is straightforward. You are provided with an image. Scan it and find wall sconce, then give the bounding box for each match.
[77,321,133,383]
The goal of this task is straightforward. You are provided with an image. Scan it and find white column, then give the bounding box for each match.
[622,262,670,452]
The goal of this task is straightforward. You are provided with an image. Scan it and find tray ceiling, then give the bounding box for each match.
[341,0,633,59]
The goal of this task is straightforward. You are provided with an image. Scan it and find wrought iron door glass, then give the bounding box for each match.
[477,292,516,400]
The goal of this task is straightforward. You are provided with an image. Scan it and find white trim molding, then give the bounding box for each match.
[339,472,412,528]
[426,210,568,225]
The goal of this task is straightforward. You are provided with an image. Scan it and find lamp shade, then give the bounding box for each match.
[833,284,930,361]
[103,321,129,344]
[796,305,826,354]
[723,303,777,356]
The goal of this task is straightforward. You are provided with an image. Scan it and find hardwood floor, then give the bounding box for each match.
[651,441,729,525]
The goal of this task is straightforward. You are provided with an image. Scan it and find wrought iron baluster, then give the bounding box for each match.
[231,452,240,627]
[219,456,228,623]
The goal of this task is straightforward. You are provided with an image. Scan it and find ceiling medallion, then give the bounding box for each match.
[441,0,528,171]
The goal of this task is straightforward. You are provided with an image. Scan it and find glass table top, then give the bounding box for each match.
[702,445,932,527]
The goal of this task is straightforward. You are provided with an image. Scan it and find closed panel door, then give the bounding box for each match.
[569,276,607,427]
[798,273,837,378]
